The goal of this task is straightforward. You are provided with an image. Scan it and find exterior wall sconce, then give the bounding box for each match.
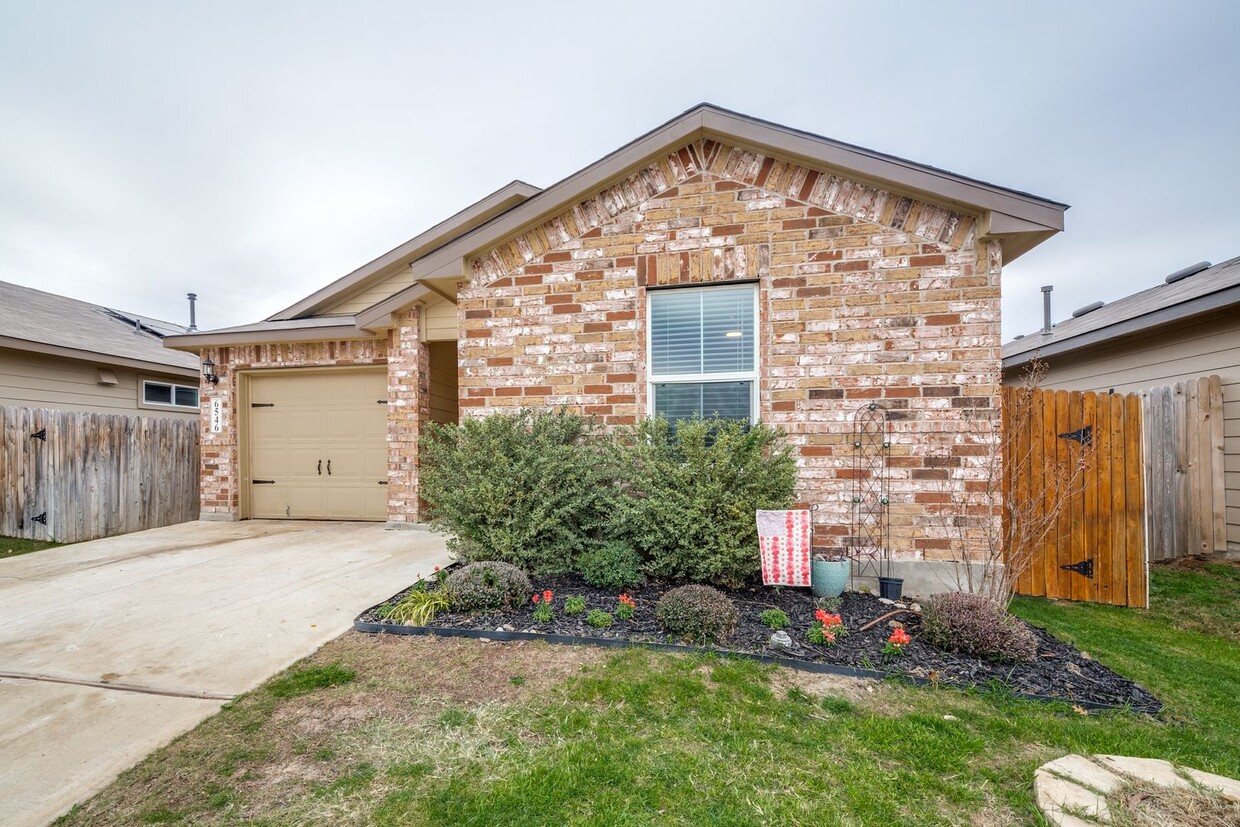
[202,357,220,385]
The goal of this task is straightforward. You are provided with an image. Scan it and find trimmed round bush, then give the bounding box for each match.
[656,585,738,645]
[921,592,1038,662]
[578,541,644,590]
[444,562,531,612]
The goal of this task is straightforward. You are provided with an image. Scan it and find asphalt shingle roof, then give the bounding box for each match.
[0,280,199,372]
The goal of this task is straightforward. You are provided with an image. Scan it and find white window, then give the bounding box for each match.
[647,283,758,422]
[142,380,200,410]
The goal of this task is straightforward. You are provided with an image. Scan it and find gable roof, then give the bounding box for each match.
[169,103,1068,350]
[1003,256,1240,368]
[0,280,199,375]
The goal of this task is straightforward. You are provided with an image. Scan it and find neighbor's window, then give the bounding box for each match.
[648,283,757,422]
[142,380,199,409]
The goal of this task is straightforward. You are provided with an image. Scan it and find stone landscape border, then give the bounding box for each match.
[354,614,1163,716]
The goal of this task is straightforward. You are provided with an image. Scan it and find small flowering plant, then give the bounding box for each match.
[884,627,911,656]
[807,609,846,646]
[531,590,554,623]
[616,593,636,621]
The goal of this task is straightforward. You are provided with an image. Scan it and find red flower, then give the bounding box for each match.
[434,566,440,572]
[531,593,540,604]
[618,594,636,608]
[542,590,554,604]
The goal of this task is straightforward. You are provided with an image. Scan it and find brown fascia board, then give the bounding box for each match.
[407,103,1067,280]
[267,180,541,321]
[1002,283,1240,369]
[0,335,199,378]
[163,322,377,351]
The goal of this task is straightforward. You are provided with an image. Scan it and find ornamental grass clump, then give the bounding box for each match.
[922,591,1038,662]
[655,585,738,645]
[444,562,531,612]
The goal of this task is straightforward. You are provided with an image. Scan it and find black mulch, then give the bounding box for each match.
[358,573,1161,713]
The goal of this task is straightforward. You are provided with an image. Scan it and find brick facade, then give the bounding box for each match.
[198,335,430,522]
[459,140,1002,560]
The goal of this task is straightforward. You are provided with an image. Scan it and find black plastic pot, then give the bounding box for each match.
[878,576,904,601]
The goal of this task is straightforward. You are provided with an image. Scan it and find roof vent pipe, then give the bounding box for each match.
[1164,261,1211,284]
[1072,301,1105,318]
[187,293,198,332]
[1041,285,1053,335]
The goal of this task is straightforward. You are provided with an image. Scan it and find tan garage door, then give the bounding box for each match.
[246,369,388,521]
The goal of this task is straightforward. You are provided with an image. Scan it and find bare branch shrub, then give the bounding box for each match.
[928,360,1089,607]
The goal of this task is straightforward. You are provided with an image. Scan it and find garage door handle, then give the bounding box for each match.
[253,479,276,485]
[326,460,332,476]
[317,460,322,476]
[378,480,388,485]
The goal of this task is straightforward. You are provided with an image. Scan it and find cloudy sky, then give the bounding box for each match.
[1,1,1236,339]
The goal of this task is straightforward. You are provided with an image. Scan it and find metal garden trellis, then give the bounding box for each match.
[850,402,891,584]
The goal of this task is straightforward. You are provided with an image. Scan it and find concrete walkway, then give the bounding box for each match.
[0,520,451,827]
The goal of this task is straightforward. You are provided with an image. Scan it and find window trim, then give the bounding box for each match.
[139,378,201,411]
[645,282,759,423]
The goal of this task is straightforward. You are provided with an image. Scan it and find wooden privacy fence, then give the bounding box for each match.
[0,406,199,543]
[1004,386,1148,608]
[1142,376,1227,560]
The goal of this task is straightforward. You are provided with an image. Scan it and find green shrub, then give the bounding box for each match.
[612,416,796,588]
[922,592,1038,662]
[564,595,587,616]
[578,541,644,589]
[419,410,618,574]
[378,589,452,626]
[586,609,614,628]
[444,562,531,612]
[656,584,738,645]
[759,608,789,630]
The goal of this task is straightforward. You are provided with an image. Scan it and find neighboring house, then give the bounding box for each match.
[1002,256,1240,551]
[0,279,200,418]
[165,103,1066,572]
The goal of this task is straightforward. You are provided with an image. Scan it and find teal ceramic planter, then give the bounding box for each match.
[811,558,850,598]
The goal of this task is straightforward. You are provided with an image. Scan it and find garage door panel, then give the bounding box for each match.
[247,369,389,521]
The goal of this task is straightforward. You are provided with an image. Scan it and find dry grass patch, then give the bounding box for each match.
[1109,781,1240,826]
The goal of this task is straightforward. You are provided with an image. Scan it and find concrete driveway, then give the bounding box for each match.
[0,520,450,827]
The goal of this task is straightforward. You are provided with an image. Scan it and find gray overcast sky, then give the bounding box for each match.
[1,1,1237,340]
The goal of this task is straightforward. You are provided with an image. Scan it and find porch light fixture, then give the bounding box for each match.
[202,358,219,385]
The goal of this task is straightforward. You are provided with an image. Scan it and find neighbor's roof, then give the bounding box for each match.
[0,280,199,375]
[164,314,376,348]
[1003,256,1240,368]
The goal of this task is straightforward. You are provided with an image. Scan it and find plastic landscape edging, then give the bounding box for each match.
[352,617,1162,716]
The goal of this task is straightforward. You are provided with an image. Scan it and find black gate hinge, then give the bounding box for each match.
[1060,558,1094,578]
[1058,425,1092,447]
[31,512,47,525]
[31,428,46,441]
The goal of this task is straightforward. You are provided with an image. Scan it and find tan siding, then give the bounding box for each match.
[427,341,458,425]
[423,296,458,341]
[322,269,416,316]
[0,348,197,419]
[1020,310,1240,547]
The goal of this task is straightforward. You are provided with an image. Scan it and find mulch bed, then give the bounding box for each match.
[357,573,1161,713]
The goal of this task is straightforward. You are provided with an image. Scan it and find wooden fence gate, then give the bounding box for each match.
[0,406,199,543]
[1004,386,1148,608]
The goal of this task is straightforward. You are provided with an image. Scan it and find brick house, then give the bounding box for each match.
[166,104,1066,569]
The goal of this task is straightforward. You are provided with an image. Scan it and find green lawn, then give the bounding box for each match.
[57,561,1240,826]
[1,535,60,558]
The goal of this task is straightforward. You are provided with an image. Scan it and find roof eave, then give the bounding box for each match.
[267,180,541,321]
[163,322,377,351]
[0,335,199,377]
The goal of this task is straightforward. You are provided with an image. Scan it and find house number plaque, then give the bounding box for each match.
[210,398,223,434]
